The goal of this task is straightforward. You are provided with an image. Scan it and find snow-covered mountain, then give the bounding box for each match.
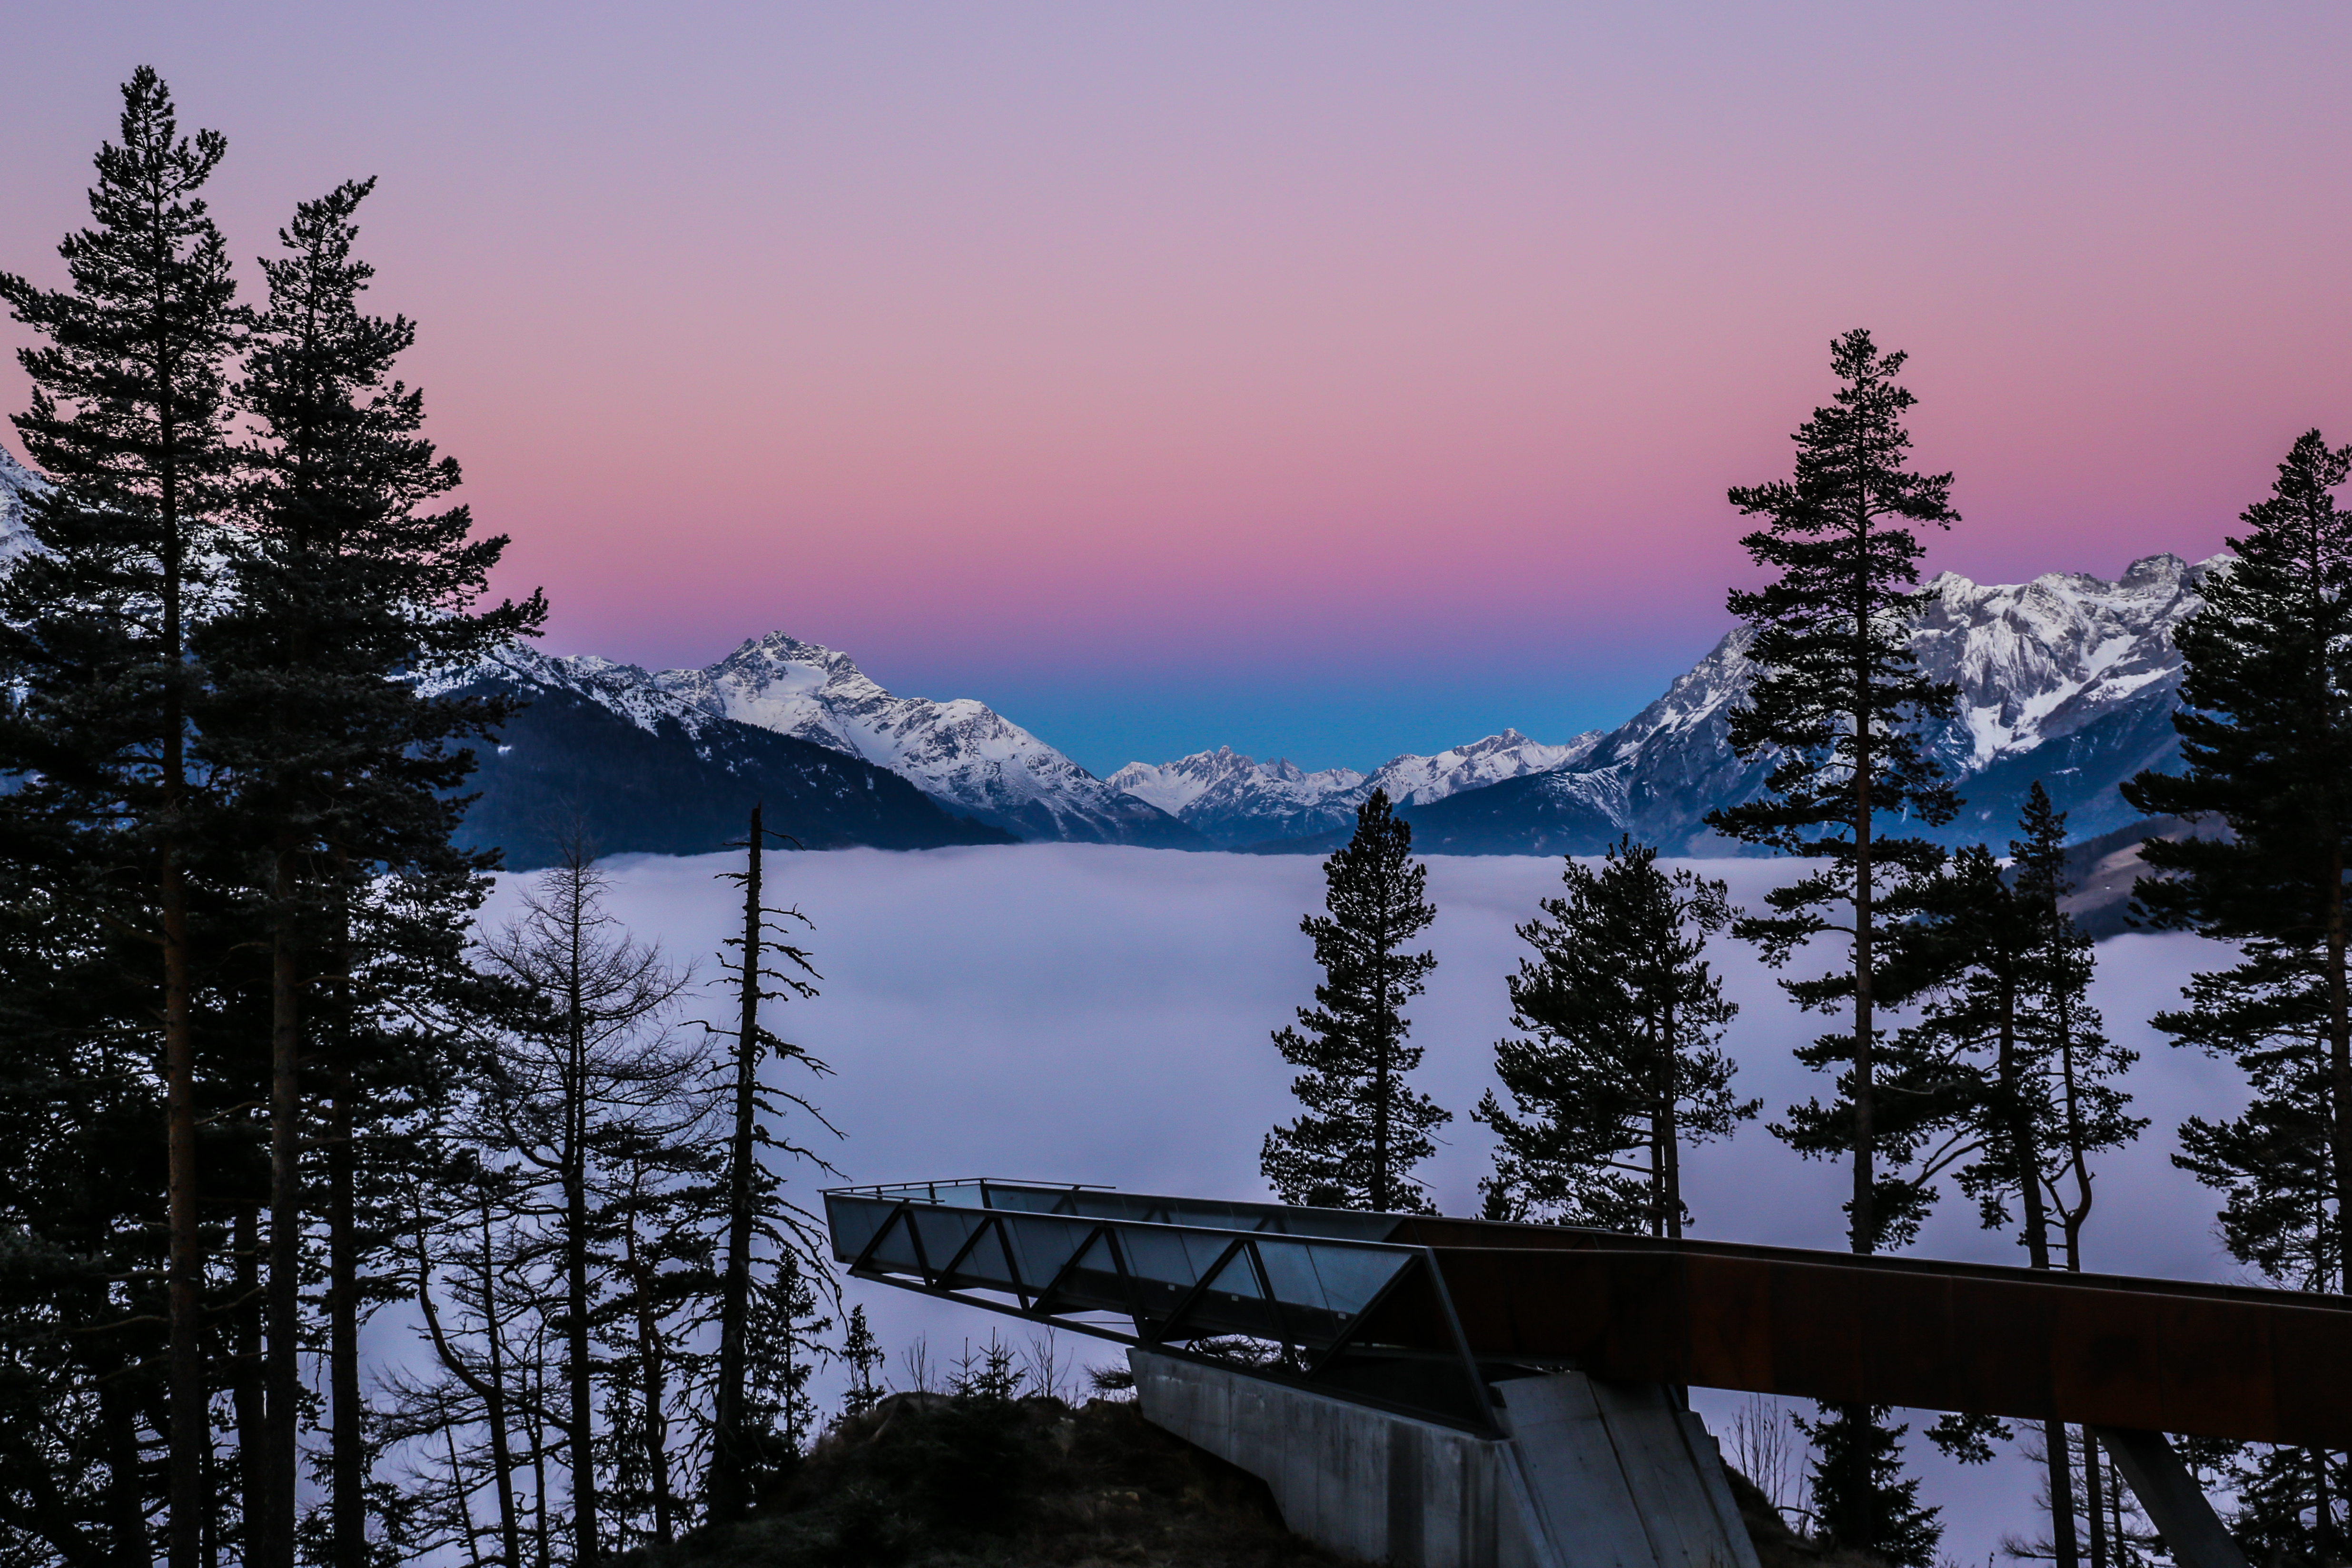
[1403,554,2217,856]
[449,634,1200,848]
[650,633,1199,846]
[1107,749,1366,848]
[1110,729,1602,849]
[424,644,1014,866]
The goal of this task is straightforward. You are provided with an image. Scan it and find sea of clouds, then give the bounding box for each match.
[469,843,2248,1564]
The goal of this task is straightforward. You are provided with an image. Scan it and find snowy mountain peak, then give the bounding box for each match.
[1110,728,1602,848]
[639,635,1195,846]
[1417,552,2230,858]
[1104,747,1360,819]
[1910,553,2217,772]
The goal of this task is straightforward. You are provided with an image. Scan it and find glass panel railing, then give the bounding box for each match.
[947,1223,1020,1289]
[1117,1226,1207,1292]
[1308,1242,1413,1317]
[867,1213,923,1272]
[825,1193,889,1264]
[1000,1213,1091,1286]
[909,1207,984,1270]
[828,1183,1427,1359]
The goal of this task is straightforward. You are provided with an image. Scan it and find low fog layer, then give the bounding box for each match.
[479,842,2247,1564]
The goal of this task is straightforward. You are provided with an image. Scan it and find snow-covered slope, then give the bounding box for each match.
[650,633,1199,846]
[1406,554,2219,855]
[0,446,49,562]
[1111,729,1602,848]
[1368,728,1602,807]
[438,635,1198,847]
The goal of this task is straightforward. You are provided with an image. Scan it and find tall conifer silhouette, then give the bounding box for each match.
[1708,330,1957,1568]
[2123,429,2352,1559]
[1262,790,1449,1212]
[1476,838,1751,1236]
[207,173,541,1566]
[1708,328,1960,1254]
[0,68,245,1567]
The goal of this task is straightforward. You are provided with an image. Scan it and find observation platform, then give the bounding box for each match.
[825,1179,2325,1568]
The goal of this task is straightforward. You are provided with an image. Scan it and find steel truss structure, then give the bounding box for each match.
[827,1178,1502,1430]
[827,1178,2352,1447]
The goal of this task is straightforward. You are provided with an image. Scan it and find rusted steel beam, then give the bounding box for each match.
[1428,1244,2352,1448]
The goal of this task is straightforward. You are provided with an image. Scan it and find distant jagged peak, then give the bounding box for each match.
[1107,746,1366,818]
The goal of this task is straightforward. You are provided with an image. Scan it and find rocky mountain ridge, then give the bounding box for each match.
[1396,553,2215,856]
[438,638,1200,849]
[1108,729,1602,849]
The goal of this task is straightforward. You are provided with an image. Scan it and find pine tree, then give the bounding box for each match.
[706,805,830,1526]
[841,1306,886,1418]
[742,1251,834,1490]
[1476,838,1753,1235]
[1707,327,1961,1255]
[200,171,541,1568]
[0,67,247,1568]
[1261,789,1450,1212]
[2119,431,2352,1567]
[1796,1404,1942,1568]
[1706,330,1958,1568]
[2005,787,2143,1282]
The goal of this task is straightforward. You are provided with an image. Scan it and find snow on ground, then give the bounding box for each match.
[476,843,2250,1565]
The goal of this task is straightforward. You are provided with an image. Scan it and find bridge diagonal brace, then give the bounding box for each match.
[2087,1427,2250,1568]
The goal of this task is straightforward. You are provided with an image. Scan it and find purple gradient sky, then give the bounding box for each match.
[7,4,2352,771]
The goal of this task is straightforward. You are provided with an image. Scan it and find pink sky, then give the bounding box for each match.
[6,3,2351,769]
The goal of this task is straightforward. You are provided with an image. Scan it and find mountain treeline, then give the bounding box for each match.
[0,71,845,1568]
[1259,334,2352,1568]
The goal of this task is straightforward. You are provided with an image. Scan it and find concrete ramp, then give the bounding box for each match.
[1499,1374,1757,1568]
[1132,1350,1759,1568]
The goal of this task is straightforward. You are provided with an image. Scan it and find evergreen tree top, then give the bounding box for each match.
[1710,328,1961,867]
[1,65,244,521]
[2126,427,2352,945]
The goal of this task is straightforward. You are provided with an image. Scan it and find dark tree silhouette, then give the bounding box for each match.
[1262,789,1450,1213]
[1477,838,1752,1236]
[2122,431,2352,1567]
[0,67,246,1568]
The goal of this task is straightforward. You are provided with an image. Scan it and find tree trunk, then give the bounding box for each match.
[99,1371,147,1566]
[566,996,599,1565]
[711,806,763,1523]
[444,1409,484,1568]
[2082,1426,2108,1568]
[631,1213,675,1543]
[266,841,303,1568]
[1659,996,1682,1241]
[1851,706,1876,1256]
[1372,935,1391,1213]
[2003,977,2075,1568]
[477,1185,523,1568]
[163,814,203,1568]
[2328,846,2350,1296]
[530,1362,552,1568]
[234,1205,266,1558]
[329,968,365,1566]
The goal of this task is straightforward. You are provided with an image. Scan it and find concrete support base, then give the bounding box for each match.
[1131,1349,1762,1568]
